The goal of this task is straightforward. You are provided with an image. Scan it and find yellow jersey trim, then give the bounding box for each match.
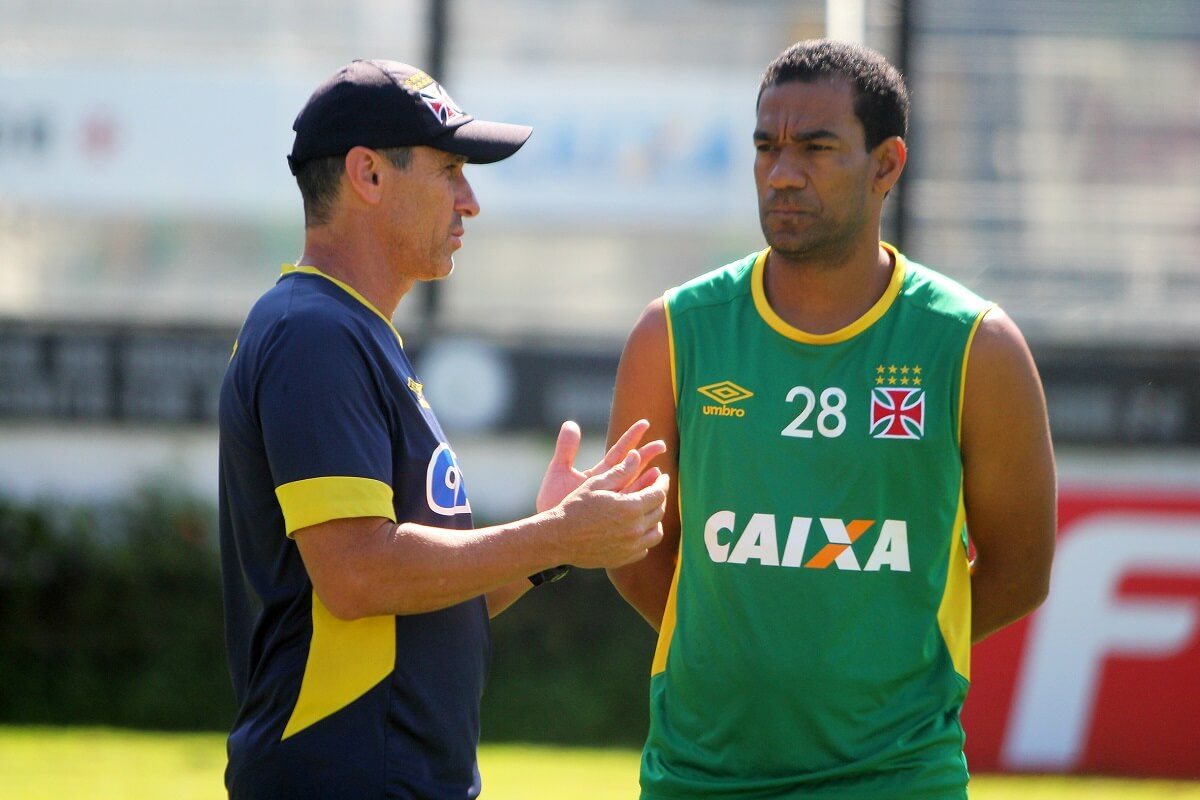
[281,264,404,347]
[750,243,907,345]
[651,517,683,677]
[652,291,682,676]
[275,476,396,537]
[957,304,995,444]
[281,591,395,740]
[664,293,679,405]
[938,309,989,683]
[936,491,972,682]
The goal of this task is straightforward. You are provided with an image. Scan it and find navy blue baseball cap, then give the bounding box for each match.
[288,59,532,174]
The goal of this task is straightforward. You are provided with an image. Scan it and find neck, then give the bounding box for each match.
[297,221,414,319]
[763,237,894,335]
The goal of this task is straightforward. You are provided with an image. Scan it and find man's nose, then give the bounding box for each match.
[768,149,808,190]
[456,174,480,218]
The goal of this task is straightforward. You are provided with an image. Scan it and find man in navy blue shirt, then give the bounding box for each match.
[219,60,669,800]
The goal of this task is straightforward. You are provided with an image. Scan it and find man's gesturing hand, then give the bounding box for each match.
[536,419,666,513]
[548,449,670,570]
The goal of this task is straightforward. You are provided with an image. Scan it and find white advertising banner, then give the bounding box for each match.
[0,62,317,217]
[457,62,758,227]
[0,60,758,225]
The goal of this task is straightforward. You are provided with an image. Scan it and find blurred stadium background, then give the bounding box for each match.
[1,0,1199,789]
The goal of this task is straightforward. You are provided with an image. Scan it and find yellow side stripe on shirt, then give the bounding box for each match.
[282,591,395,740]
[275,476,396,537]
[936,492,972,682]
[650,544,683,677]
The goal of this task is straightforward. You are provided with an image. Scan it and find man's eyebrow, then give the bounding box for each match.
[753,128,841,142]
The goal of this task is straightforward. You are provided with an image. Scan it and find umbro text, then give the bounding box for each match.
[702,405,745,417]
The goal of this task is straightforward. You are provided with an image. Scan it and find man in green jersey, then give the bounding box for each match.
[607,40,1056,799]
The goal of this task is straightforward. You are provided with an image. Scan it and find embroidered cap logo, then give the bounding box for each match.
[419,82,466,125]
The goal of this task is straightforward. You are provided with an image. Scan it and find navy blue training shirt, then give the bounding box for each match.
[219,265,488,800]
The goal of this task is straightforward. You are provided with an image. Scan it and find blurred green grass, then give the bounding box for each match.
[0,726,224,800]
[4,726,1200,799]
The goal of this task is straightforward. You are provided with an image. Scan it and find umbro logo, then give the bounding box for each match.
[698,380,754,405]
[408,376,432,409]
[698,380,754,418]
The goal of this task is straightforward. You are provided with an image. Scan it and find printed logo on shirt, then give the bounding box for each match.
[697,380,754,418]
[408,376,432,409]
[703,511,910,572]
[870,386,925,440]
[426,443,471,516]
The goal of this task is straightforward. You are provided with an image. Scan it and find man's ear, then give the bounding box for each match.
[343,147,386,205]
[872,136,907,196]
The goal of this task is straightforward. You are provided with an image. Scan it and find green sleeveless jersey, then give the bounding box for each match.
[641,245,992,800]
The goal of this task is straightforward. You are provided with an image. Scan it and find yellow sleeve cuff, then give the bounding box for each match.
[275,476,396,536]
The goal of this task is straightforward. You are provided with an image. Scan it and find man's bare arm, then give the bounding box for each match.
[606,298,681,632]
[295,452,668,620]
[961,307,1057,643]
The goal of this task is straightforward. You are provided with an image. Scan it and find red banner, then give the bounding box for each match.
[963,489,1200,778]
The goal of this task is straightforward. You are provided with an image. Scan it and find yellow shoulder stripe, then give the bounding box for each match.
[275,476,395,537]
[663,293,679,407]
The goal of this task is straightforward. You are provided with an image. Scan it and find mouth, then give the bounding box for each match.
[764,191,817,217]
[766,208,816,221]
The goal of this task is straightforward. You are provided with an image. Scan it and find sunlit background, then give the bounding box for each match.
[1,0,1199,789]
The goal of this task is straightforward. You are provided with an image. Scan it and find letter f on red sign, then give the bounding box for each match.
[1002,514,1200,770]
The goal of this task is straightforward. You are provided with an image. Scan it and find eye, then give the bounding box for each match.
[755,142,776,153]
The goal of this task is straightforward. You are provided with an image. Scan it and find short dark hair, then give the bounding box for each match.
[758,39,909,151]
[294,146,414,227]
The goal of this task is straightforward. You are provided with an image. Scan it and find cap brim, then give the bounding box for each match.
[429,119,533,164]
